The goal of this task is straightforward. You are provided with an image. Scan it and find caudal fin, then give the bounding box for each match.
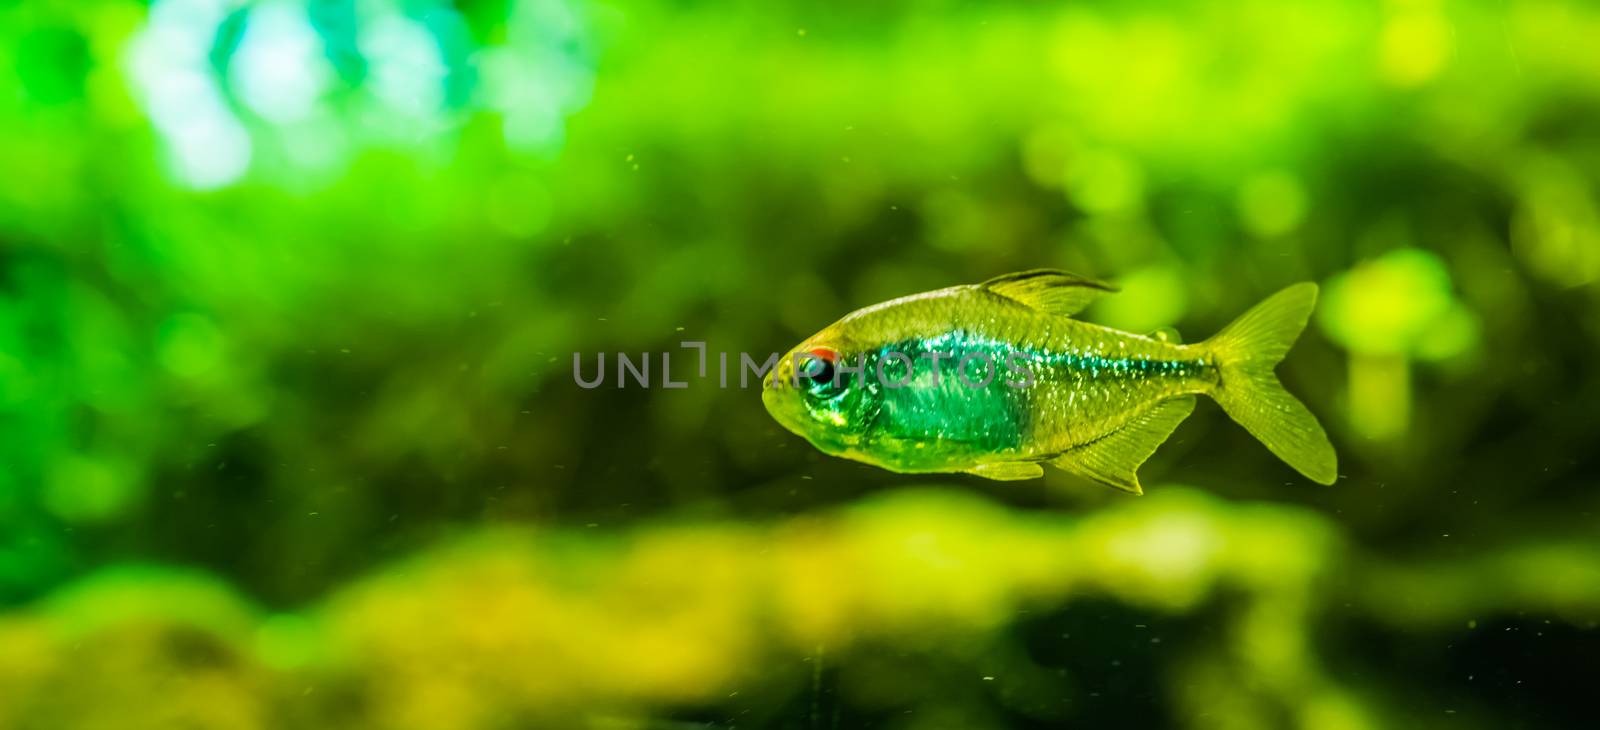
[1203,283,1338,485]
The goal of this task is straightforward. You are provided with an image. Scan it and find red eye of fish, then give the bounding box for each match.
[799,347,841,389]
[806,347,838,364]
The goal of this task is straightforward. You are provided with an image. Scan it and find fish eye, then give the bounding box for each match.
[799,349,847,398]
[804,358,835,385]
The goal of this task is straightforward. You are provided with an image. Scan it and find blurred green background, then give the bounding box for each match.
[3,0,1599,727]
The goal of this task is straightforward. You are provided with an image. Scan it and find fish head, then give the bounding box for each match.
[762,332,881,457]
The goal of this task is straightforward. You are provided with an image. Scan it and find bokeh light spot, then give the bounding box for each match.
[1380,1,1452,87]
[1089,265,1189,334]
[159,313,225,380]
[45,455,136,523]
[1318,249,1474,358]
[1064,148,1144,214]
[359,8,449,129]
[1238,170,1308,237]
[229,0,333,124]
[125,0,254,189]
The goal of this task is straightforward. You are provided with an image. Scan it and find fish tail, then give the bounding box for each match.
[1202,283,1338,485]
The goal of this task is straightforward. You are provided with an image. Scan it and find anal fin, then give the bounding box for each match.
[966,462,1045,481]
[1050,396,1196,494]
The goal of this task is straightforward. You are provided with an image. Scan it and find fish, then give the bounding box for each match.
[761,270,1337,493]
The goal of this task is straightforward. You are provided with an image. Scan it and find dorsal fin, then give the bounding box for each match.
[1049,396,1195,494]
[980,269,1118,318]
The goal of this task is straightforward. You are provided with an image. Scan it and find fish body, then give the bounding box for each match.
[761,270,1337,492]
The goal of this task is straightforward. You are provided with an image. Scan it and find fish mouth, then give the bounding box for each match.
[759,373,802,436]
[762,396,864,460]
[761,368,851,454]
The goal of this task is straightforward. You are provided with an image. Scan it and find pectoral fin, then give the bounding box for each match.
[980,269,1118,318]
[1050,396,1196,494]
[966,462,1046,481]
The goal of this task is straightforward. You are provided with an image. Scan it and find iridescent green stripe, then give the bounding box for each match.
[847,332,1209,462]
